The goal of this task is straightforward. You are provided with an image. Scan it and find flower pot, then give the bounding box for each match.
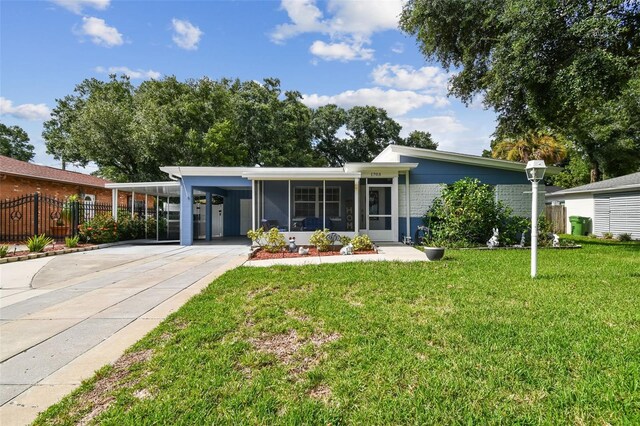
[424,246,445,261]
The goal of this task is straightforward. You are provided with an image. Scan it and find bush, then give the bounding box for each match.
[78,213,118,244]
[0,245,8,258]
[351,234,373,251]
[247,227,286,253]
[310,229,332,252]
[339,235,352,246]
[618,233,633,242]
[26,234,54,252]
[117,214,146,240]
[602,232,614,240]
[65,235,80,248]
[424,178,513,247]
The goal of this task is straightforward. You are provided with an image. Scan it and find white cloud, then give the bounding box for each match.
[95,66,161,80]
[309,40,373,61]
[271,0,404,61]
[271,0,327,44]
[171,19,203,50]
[391,42,404,54]
[51,0,110,14]
[302,87,448,116]
[79,17,123,47]
[0,97,51,121]
[372,63,450,93]
[398,115,495,154]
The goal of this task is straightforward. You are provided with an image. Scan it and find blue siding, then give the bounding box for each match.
[179,175,251,245]
[224,190,251,236]
[398,217,425,243]
[401,156,529,185]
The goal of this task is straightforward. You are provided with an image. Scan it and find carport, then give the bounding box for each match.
[105,181,182,241]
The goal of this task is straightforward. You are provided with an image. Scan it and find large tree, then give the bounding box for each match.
[400,0,640,181]
[0,123,34,161]
[403,130,438,150]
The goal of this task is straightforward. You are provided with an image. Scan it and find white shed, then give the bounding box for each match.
[546,172,640,239]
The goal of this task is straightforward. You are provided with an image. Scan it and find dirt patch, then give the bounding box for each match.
[251,246,376,260]
[247,286,280,300]
[286,309,310,322]
[73,349,154,424]
[308,384,332,403]
[249,329,341,377]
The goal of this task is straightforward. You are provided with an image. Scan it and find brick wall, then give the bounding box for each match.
[495,184,545,218]
[0,174,139,204]
[399,184,443,217]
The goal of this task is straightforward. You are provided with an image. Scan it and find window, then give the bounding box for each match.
[293,186,340,218]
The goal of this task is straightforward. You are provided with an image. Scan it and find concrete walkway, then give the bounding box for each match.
[0,243,248,425]
[244,242,426,266]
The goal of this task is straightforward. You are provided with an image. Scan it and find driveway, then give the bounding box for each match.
[0,242,248,425]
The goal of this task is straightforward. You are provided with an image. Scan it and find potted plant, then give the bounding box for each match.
[423,237,446,261]
[50,194,79,237]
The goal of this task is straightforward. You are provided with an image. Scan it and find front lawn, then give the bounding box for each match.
[36,239,640,425]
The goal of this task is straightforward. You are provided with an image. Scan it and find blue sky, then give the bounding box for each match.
[1,0,497,170]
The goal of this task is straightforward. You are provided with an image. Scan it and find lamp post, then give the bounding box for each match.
[525,160,547,278]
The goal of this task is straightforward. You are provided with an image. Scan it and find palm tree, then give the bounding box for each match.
[491,131,568,165]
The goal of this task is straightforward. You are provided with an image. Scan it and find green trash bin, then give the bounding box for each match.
[569,216,583,236]
[580,217,591,235]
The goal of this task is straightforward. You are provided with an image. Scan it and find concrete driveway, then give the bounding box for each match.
[0,242,248,425]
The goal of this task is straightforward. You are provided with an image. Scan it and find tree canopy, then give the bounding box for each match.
[0,123,35,161]
[400,0,640,181]
[44,76,439,181]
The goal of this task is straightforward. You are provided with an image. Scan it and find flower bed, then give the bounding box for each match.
[251,246,376,260]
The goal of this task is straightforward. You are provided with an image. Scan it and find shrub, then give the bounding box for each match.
[65,235,80,248]
[499,215,530,246]
[618,233,633,242]
[0,245,8,258]
[117,214,146,240]
[247,227,286,253]
[339,235,352,246]
[424,178,512,247]
[26,234,54,252]
[78,213,118,244]
[351,234,373,251]
[602,232,614,240]
[310,229,332,252]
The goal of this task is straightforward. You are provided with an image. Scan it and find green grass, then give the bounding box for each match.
[35,239,640,425]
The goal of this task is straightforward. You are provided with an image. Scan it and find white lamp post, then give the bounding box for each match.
[525,160,547,278]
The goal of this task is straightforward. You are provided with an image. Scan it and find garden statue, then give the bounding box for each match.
[486,228,500,248]
[288,236,297,253]
[340,243,354,255]
[514,231,527,248]
[298,246,309,256]
[552,233,560,247]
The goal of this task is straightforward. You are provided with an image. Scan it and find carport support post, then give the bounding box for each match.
[112,189,118,220]
[156,195,159,241]
[354,178,360,234]
[205,192,212,241]
[145,194,148,239]
[131,191,135,219]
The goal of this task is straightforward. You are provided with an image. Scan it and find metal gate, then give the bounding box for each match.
[0,193,114,242]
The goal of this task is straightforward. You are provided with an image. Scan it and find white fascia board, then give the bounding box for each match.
[242,169,360,180]
[549,183,640,198]
[374,145,563,175]
[371,146,400,163]
[105,181,179,189]
[343,162,418,173]
[160,166,253,178]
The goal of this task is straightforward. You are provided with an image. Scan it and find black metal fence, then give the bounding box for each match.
[1,193,122,242]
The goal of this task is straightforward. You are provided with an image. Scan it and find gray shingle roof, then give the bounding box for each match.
[550,172,640,196]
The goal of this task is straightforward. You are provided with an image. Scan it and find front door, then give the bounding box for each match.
[212,198,224,238]
[365,185,394,241]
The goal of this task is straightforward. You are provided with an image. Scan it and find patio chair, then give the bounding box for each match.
[302,217,322,231]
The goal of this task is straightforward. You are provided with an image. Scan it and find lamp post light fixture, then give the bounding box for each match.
[526,160,547,278]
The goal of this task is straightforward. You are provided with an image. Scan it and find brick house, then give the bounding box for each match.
[0,155,123,203]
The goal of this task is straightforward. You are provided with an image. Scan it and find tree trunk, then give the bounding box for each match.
[590,162,601,183]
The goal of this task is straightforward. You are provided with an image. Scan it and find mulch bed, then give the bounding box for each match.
[251,246,377,260]
[2,243,95,258]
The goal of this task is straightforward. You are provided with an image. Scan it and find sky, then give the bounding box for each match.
[0,0,497,172]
